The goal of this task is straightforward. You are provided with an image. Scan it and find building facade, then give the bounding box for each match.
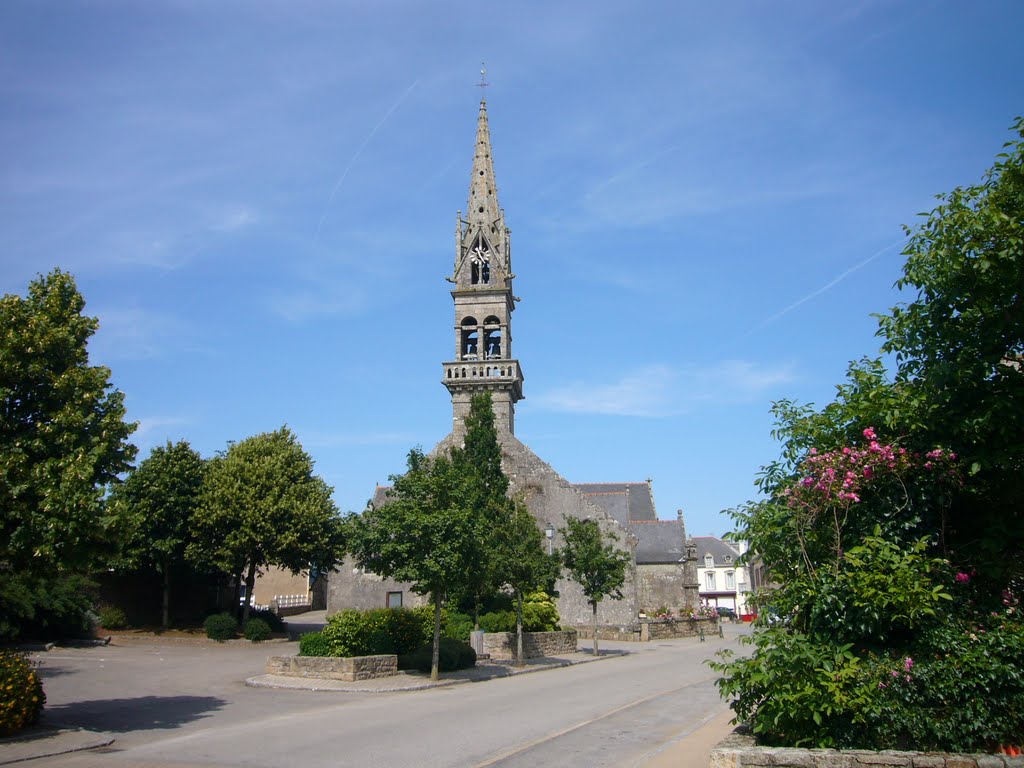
[693,536,757,618]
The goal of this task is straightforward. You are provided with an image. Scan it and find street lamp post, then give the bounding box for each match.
[544,523,555,556]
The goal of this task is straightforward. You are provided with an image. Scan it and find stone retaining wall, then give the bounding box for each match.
[266,654,397,681]
[711,730,1024,768]
[481,630,578,660]
[575,624,643,642]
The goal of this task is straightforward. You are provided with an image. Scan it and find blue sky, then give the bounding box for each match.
[2,1,1022,537]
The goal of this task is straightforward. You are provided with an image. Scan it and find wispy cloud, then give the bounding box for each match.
[534,360,795,417]
[132,416,191,446]
[313,79,420,244]
[745,239,903,336]
[90,307,189,361]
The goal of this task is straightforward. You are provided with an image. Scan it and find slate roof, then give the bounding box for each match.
[575,482,683,564]
[692,536,741,566]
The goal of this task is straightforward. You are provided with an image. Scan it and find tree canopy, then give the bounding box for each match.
[1,269,136,576]
[188,427,343,624]
[108,440,207,628]
[560,516,629,656]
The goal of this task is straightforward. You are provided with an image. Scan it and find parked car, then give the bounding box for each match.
[717,606,737,621]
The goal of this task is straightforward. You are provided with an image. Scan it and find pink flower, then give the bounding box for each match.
[904,657,914,671]
[863,427,877,440]
[891,669,900,677]
[956,572,971,584]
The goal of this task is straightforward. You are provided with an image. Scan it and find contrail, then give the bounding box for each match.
[748,238,903,335]
[313,79,420,243]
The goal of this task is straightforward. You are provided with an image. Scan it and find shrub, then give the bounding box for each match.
[398,637,476,673]
[1,572,97,641]
[445,612,474,642]
[298,631,331,657]
[478,610,516,633]
[322,607,436,657]
[98,606,127,630]
[249,609,285,633]
[0,651,45,737]
[203,612,238,642]
[243,618,271,642]
[522,591,560,632]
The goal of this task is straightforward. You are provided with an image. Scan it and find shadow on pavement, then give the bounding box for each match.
[43,694,228,733]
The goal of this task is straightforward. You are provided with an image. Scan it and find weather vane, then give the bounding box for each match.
[477,62,490,99]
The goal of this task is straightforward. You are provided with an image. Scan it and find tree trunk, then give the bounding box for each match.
[515,589,524,667]
[242,561,257,627]
[473,590,481,631]
[431,592,442,682]
[161,559,171,630]
[592,601,599,656]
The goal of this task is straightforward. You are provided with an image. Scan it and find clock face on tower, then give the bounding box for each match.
[470,242,491,284]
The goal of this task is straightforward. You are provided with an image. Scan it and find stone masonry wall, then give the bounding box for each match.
[265,654,398,681]
[482,630,578,660]
[637,563,688,613]
[710,730,1024,768]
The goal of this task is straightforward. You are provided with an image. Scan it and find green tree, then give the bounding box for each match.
[714,119,1024,750]
[108,440,206,629]
[188,427,343,626]
[450,393,509,627]
[559,517,630,656]
[1,270,136,639]
[494,497,560,666]
[347,448,477,680]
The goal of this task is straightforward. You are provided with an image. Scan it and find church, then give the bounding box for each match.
[327,96,700,627]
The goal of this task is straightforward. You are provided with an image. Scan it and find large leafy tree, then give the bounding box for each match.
[450,392,509,627]
[1,270,136,639]
[188,427,343,625]
[559,516,629,657]
[348,449,478,681]
[1,269,137,574]
[108,440,207,629]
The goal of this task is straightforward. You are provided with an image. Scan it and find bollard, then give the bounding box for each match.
[719,622,724,638]
[699,626,705,642]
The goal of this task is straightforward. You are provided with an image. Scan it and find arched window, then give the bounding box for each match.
[461,317,478,359]
[483,315,501,359]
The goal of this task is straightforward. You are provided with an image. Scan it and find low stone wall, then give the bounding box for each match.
[482,630,578,660]
[574,617,719,642]
[574,624,643,642]
[646,616,718,640]
[266,654,397,681]
[711,729,1024,768]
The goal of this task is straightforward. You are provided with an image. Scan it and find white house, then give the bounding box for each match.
[693,536,755,618]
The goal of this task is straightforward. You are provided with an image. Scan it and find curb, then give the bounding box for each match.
[0,726,114,766]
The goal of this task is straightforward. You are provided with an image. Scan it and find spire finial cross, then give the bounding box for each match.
[477,62,489,100]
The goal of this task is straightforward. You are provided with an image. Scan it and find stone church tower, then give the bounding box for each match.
[443,98,523,438]
[327,95,699,627]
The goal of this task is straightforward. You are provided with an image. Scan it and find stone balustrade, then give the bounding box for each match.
[443,360,519,382]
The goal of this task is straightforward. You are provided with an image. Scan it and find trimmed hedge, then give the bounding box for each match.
[0,651,45,737]
[321,607,447,657]
[298,631,332,657]
[398,637,476,673]
[249,609,285,633]
[98,606,127,630]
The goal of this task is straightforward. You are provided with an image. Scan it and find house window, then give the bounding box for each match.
[386,591,403,609]
[725,571,735,590]
[706,571,716,591]
[704,553,714,568]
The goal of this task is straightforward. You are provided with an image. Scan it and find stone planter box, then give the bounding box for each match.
[266,654,397,681]
[480,630,578,660]
[710,728,1024,768]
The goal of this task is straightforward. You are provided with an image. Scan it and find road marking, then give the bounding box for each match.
[471,671,719,768]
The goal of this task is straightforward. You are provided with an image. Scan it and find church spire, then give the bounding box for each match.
[466,98,502,230]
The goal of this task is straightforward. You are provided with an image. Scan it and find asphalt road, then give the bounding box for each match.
[32,624,749,767]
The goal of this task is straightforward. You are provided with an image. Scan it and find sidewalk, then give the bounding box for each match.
[0,726,114,766]
[632,707,737,768]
